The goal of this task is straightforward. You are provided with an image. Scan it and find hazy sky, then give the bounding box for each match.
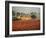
[12,7,40,14]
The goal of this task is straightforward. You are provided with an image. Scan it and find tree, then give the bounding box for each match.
[30,12,36,19]
[21,12,25,17]
[17,12,20,16]
[12,10,15,21]
[12,10,15,16]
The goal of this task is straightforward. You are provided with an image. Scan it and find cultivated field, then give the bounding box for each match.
[12,19,40,31]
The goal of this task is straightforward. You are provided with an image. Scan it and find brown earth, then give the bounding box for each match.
[12,20,40,31]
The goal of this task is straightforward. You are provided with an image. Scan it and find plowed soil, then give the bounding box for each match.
[12,20,40,31]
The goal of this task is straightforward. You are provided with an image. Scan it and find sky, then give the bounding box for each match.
[12,7,40,14]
